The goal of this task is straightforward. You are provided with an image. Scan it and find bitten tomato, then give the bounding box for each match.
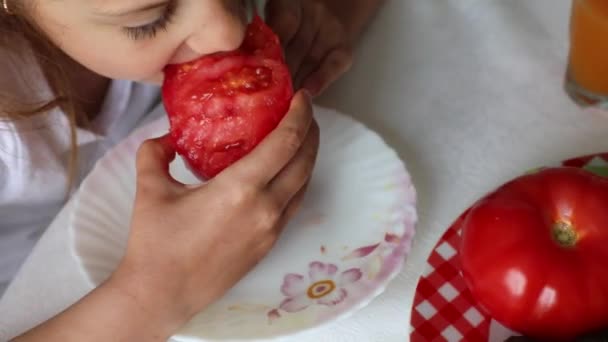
[460,167,608,340]
[162,15,293,179]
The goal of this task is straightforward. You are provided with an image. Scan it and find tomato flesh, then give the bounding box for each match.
[162,15,293,179]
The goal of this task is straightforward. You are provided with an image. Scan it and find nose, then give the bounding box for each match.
[168,1,248,65]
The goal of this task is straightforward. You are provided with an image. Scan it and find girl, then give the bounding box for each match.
[0,0,384,340]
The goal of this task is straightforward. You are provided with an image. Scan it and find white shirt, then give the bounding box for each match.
[0,50,160,297]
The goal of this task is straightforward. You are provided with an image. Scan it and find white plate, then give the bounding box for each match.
[69,105,417,340]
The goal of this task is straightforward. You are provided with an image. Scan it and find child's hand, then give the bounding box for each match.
[265,0,354,97]
[111,91,319,330]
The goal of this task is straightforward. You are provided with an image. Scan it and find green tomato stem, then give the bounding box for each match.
[552,221,577,248]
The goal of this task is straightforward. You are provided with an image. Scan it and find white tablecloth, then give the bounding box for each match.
[3,0,608,341]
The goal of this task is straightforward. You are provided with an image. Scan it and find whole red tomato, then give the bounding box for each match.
[460,167,608,340]
[162,15,293,179]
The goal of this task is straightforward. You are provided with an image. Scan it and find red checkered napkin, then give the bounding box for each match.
[409,214,491,342]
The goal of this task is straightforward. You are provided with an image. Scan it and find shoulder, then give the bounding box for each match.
[0,38,72,203]
[0,36,65,199]
[0,35,58,176]
[0,110,70,204]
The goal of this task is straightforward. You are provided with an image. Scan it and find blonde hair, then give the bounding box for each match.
[1,1,83,193]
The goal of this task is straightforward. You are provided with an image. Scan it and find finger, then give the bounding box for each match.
[292,37,327,89]
[301,47,353,97]
[135,135,182,194]
[274,179,312,234]
[285,2,323,76]
[293,19,345,88]
[220,90,313,186]
[268,119,319,204]
[265,0,302,46]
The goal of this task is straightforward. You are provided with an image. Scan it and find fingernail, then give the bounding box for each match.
[302,81,320,98]
[302,89,313,101]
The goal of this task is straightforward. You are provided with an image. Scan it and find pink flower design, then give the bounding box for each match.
[279,262,362,313]
[267,308,281,324]
[342,233,402,261]
[384,233,400,245]
[342,243,380,260]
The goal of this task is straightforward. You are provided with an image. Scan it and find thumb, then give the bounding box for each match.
[135,135,181,194]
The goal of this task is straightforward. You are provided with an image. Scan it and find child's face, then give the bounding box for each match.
[33,0,248,84]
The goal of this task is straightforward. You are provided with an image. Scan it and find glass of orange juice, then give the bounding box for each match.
[565,0,608,108]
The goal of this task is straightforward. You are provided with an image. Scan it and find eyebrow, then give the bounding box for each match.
[95,0,169,17]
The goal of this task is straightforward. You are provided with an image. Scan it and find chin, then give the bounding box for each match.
[137,72,165,85]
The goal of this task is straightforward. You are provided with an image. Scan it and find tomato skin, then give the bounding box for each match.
[162,15,293,179]
[240,14,284,60]
[460,167,608,340]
